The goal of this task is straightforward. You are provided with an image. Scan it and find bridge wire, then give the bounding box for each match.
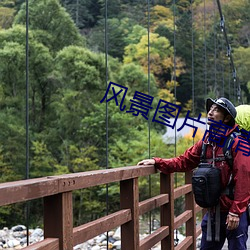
[218,22,225,96]
[25,0,30,245]
[172,0,177,185]
[172,0,179,245]
[105,0,109,248]
[213,0,217,96]
[191,1,195,144]
[203,0,207,98]
[147,0,152,234]
[215,0,242,104]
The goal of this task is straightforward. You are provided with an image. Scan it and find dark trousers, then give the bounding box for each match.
[200,210,249,250]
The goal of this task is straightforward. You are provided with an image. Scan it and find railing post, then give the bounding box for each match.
[185,171,196,250]
[44,192,73,250]
[120,178,139,250]
[160,173,174,250]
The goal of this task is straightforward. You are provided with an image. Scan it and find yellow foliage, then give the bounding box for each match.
[158,80,181,104]
[183,127,205,143]
[149,5,174,32]
[0,7,14,29]
[158,88,176,103]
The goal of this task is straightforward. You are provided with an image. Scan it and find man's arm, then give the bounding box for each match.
[137,140,203,174]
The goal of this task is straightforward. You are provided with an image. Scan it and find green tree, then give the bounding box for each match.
[14,0,84,52]
[124,32,185,90]
[61,0,101,29]
[234,46,250,102]
[87,17,137,60]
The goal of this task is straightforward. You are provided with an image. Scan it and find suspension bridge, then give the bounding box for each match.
[0,0,248,249]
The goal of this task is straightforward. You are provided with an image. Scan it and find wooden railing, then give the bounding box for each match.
[0,165,203,250]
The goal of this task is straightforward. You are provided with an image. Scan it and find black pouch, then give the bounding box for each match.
[192,163,221,208]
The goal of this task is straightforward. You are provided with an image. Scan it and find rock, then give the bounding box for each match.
[113,227,120,240]
[30,228,43,238]
[107,231,114,237]
[0,230,7,238]
[91,245,101,250]
[7,239,20,247]
[11,226,26,232]
[113,240,121,249]
[108,236,116,243]
[95,234,106,243]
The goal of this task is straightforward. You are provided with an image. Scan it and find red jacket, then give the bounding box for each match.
[154,124,250,216]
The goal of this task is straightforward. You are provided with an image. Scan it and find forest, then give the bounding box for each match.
[0,0,249,228]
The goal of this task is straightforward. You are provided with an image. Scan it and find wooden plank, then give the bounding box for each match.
[161,173,174,250]
[120,178,140,250]
[195,204,203,213]
[0,165,156,206]
[73,209,131,245]
[58,165,156,192]
[185,171,196,250]
[174,210,192,229]
[0,177,59,206]
[175,236,193,250]
[196,226,202,237]
[174,184,192,199]
[44,192,73,250]
[139,194,169,215]
[22,238,59,250]
[140,226,169,250]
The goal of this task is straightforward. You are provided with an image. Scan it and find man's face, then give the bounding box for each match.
[207,104,226,125]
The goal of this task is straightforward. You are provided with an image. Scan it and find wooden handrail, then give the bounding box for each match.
[0,165,203,250]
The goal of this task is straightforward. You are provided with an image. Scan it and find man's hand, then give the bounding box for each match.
[226,213,240,230]
[137,159,155,166]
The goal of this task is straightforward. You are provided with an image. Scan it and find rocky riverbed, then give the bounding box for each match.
[0,225,188,249]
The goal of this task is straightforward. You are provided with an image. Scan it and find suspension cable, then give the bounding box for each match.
[147,0,152,234]
[172,0,179,245]
[25,0,30,245]
[191,0,195,145]
[216,0,242,104]
[173,0,177,161]
[104,0,109,248]
[204,0,207,98]
[213,0,217,95]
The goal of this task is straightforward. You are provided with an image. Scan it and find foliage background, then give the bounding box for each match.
[0,0,249,228]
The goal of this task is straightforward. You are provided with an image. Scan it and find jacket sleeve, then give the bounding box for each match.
[153,140,203,174]
[229,138,250,215]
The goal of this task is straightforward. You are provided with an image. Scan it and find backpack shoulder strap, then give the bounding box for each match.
[200,142,208,163]
[223,132,241,170]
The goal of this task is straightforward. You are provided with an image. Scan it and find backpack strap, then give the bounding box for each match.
[222,132,241,200]
[200,142,208,162]
[223,131,241,170]
[200,142,221,242]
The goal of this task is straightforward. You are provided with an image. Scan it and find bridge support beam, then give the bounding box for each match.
[161,173,174,250]
[185,171,197,250]
[120,178,139,250]
[44,192,73,250]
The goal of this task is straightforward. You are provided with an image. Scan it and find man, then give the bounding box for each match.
[138,97,250,250]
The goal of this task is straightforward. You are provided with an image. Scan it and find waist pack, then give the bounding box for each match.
[192,162,221,208]
[192,131,238,209]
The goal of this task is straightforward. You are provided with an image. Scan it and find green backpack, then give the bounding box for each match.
[235,105,250,222]
[223,104,250,168]
[235,105,250,131]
